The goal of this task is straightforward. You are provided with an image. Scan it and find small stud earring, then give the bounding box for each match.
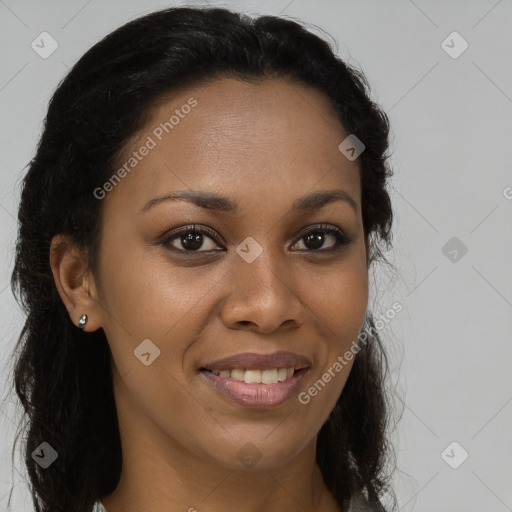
[77,314,88,330]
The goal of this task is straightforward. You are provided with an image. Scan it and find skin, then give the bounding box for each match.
[50,77,369,512]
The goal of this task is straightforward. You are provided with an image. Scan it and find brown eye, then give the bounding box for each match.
[297,231,336,251]
[161,225,224,253]
[292,224,353,253]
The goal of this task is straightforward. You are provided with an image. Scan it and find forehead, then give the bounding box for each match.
[104,77,361,217]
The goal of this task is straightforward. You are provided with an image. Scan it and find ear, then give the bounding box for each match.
[49,234,103,332]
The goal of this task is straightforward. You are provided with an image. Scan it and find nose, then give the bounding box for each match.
[219,247,306,334]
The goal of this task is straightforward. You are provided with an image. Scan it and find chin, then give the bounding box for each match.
[206,433,311,472]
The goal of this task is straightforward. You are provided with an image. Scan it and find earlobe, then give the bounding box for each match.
[49,234,102,332]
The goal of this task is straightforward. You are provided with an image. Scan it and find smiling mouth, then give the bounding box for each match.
[198,350,311,408]
[199,366,310,409]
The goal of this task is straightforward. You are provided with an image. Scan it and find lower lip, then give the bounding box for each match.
[200,368,309,409]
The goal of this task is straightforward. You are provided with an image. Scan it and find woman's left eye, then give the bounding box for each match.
[159,223,353,254]
[292,224,353,253]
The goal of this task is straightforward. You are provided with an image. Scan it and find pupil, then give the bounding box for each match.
[181,233,203,251]
[305,233,323,250]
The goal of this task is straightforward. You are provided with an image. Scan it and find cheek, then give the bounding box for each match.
[112,357,219,463]
[97,243,235,396]
[304,254,367,399]
[309,252,368,339]
[98,234,209,333]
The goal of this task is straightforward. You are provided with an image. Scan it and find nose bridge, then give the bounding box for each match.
[220,236,305,331]
[235,237,289,296]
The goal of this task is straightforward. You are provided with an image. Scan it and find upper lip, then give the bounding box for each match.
[200,351,311,372]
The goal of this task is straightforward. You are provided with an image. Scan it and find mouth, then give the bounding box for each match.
[199,351,311,409]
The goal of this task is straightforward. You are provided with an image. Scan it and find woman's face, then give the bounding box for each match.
[91,77,368,470]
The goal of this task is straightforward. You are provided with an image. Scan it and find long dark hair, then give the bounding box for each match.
[7,6,398,512]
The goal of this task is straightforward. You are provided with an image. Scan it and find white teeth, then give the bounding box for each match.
[244,370,261,383]
[211,367,297,383]
[261,369,278,384]
[277,368,288,381]
[230,369,245,381]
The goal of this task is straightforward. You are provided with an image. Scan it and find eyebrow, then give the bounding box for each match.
[140,188,358,214]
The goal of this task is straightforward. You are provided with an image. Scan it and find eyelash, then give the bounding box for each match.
[158,223,354,256]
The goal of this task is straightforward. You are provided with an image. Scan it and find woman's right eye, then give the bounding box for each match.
[160,225,224,253]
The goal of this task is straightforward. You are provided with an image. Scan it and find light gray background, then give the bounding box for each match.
[1,1,511,511]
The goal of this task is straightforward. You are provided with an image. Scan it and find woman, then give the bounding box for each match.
[9,6,397,512]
